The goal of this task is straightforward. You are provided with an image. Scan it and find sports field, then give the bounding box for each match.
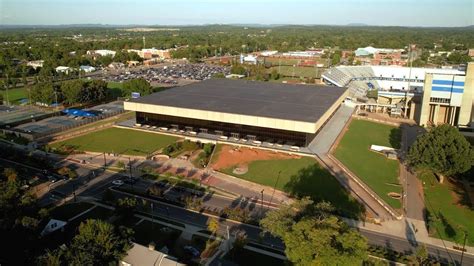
[334,119,402,209]
[268,66,321,78]
[0,87,28,104]
[214,147,364,218]
[420,171,474,244]
[50,127,179,156]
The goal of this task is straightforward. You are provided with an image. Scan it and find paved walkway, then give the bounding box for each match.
[400,124,425,221]
[307,104,395,220]
[68,153,291,207]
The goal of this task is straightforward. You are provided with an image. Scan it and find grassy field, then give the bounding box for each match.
[50,127,179,156]
[268,66,321,78]
[334,119,402,209]
[223,156,364,218]
[420,171,474,244]
[0,87,28,104]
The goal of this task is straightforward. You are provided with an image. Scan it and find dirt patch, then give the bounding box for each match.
[211,145,299,170]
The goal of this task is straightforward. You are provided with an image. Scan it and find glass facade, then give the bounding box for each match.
[136,112,315,146]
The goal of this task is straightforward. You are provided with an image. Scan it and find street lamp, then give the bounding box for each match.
[269,171,281,208]
[460,231,468,266]
[260,189,264,214]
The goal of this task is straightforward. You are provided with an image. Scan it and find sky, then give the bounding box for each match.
[0,0,473,27]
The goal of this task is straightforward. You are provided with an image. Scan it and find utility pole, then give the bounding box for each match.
[128,157,133,189]
[460,231,468,266]
[151,202,154,235]
[5,73,10,106]
[269,171,281,208]
[260,189,264,215]
[404,44,413,118]
[103,152,107,168]
[72,183,77,202]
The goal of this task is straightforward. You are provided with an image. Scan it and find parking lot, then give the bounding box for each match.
[104,64,230,85]
[14,101,124,137]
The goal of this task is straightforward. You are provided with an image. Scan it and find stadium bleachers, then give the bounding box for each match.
[322,65,465,97]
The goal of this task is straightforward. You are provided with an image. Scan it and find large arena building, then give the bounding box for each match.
[322,62,474,128]
[124,79,348,147]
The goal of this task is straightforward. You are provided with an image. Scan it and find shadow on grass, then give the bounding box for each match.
[283,164,365,219]
[438,213,457,239]
[389,127,402,149]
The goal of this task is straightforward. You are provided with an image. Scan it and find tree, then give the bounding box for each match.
[80,80,107,103]
[31,82,55,105]
[230,64,246,75]
[3,168,18,182]
[116,197,138,219]
[407,124,474,178]
[207,218,219,236]
[61,80,83,105]
[270,68,280,80]
[407,244,429,266]
[122,78,152,97]
[260,198,368,265]
[65,219,133,265]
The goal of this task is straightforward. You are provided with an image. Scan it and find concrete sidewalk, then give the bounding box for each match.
[67,153,291,207]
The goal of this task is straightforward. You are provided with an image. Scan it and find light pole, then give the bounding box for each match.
[151,202,154,236]
[260,189,264,215]
[460,231,468,266]
[128,157,133,189]
[269,171,281,208]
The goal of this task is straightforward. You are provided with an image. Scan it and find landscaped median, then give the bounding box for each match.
[333,119,402,210]
[49,127,179,156]
[419,171,474,245]
[210,144,365,219]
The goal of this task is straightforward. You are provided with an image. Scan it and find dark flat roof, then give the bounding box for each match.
[130,79,347,122]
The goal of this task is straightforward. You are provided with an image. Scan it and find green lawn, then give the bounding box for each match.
[334,119,402,209]
[420,171,474,244]
[223,156,364,218]
[268,66,321,78]
[0,87,28,104]
[50,127,179,156]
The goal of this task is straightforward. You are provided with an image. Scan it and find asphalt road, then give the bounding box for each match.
[2,142,473,264]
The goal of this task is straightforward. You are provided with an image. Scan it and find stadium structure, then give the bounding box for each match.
[124,79,348,148]
[322,63,474,128]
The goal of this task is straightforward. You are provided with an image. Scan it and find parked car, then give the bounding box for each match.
[112,180,124,186]
[183,246,200,258]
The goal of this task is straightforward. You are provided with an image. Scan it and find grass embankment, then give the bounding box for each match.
[0,87,28,104]
[334,119,402,209]
[223,156,364,218]
[50,127,179,156]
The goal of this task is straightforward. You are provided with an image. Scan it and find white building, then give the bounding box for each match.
[87,49,116,57]
[260,50,278,57]
[80,65,96,73]
[240,54,258,64]
[27,60,44,69]
[120,243,184,266]
[55,66,71,74]
[281,50,323,57]
[354,46,404,57]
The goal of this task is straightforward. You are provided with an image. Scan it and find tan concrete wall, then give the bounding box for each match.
[124,89,348,134]
[124,101,318,133]
[458,62,474,126]
[418,74,433,126]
